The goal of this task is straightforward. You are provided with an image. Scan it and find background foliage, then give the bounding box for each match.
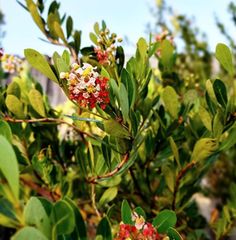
[0,0,236,239]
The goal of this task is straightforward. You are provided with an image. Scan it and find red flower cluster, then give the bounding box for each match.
[95,47,109,65]
[115,223,160,240]
[60,63,110,109]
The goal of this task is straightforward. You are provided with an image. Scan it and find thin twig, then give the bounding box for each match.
[20,177,60,201]
[172,161,196,210]
[91,184,101,218]
[88,153,130,184]
[3,116,96,139]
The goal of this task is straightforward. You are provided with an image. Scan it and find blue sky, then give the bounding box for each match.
[0,0,234,56]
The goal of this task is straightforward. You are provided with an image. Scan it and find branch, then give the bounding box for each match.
[3,116,96,139]
[172,161,196,210]
[20,177,60,201]
[87,153,129,184]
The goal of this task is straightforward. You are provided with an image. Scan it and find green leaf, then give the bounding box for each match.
[99,187,118,206]
[53,21,67,43]
[121,200,133,225]
[102,136,112,170]
[213,110,224,138]
[94,22,100,35]
[169,137,180,168]
[24,49,58,83]
[160,39,175,71]
[5,95,25,119]
[206,79,218,104]
[75,144,88,177]
[47,13,59,39]
[167,227,183,240]
[90,32,98,45]
[7,82,21,99]
[119,83,129,122]
[56,57,70,73]
[215,43,234,76]
[191,138,219,162]
[162,86,180,118]
[51,200,75,237]
[213,79,228,108]
[220,126,236,151]
[74,30,82,55]
[162,165,175,192]
[62,50,71,66]
[28,89,46,117]
[121,69,136,109]
[198,106,212,131]
[137,38,148,60]
[104,119,130,139]
[66,16,73,38]
[96,217,112,240]
[24,197,51,238]
[0,120,12,142]
[65,198,87,240]
[134,207,146,219]
[0,136,19,200]
[101,67,110,78]
[26,0,45,34]
[12,226,48,240]
[152,210,177,234]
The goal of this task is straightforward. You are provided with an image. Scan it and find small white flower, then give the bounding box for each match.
[96,85,101,91]
[93,92,99,97]
[71,63,79,70]
[60,72,67,79]
[78,81,86,89]
[83,92,90,99]
[88,77,96,86]
[75,67,83,75]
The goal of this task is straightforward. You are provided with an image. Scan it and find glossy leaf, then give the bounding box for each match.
[53,21,67,43]
[0,120,12,142]
[137,37,148,60]
[102,136,112,170]
[119,83,129,122]
[213,79,228,108]
[51,200,75,237]
[160,39,175,71]
[90,32,98,45]
[213,110,224,138]
[24,49,58,83]
[96,217,112,240]
[121,200,133,225]
[24,197,51,238]
[121,69,136,109]
[65,198,87,240]
[215,43,234,76]
[169,137,180,167]
[28,89,46,117]
[74,30,82,55]
[26,0,45,34]
[0,136,19,200]
[99,187,118,206]
[134,207,146,219]
[167,227,183,240]
[191,138,219,162]
[12,226,48,240]
[6,81,21,99]
[220,127,236,151]
[66,16,73,38]
[104,119,130,139]
[198,106,212,131]
[162,86,180,118]
[5,95,25,119]
[152,210,177,234]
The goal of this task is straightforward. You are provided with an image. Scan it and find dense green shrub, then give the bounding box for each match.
[0,1,236,239]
